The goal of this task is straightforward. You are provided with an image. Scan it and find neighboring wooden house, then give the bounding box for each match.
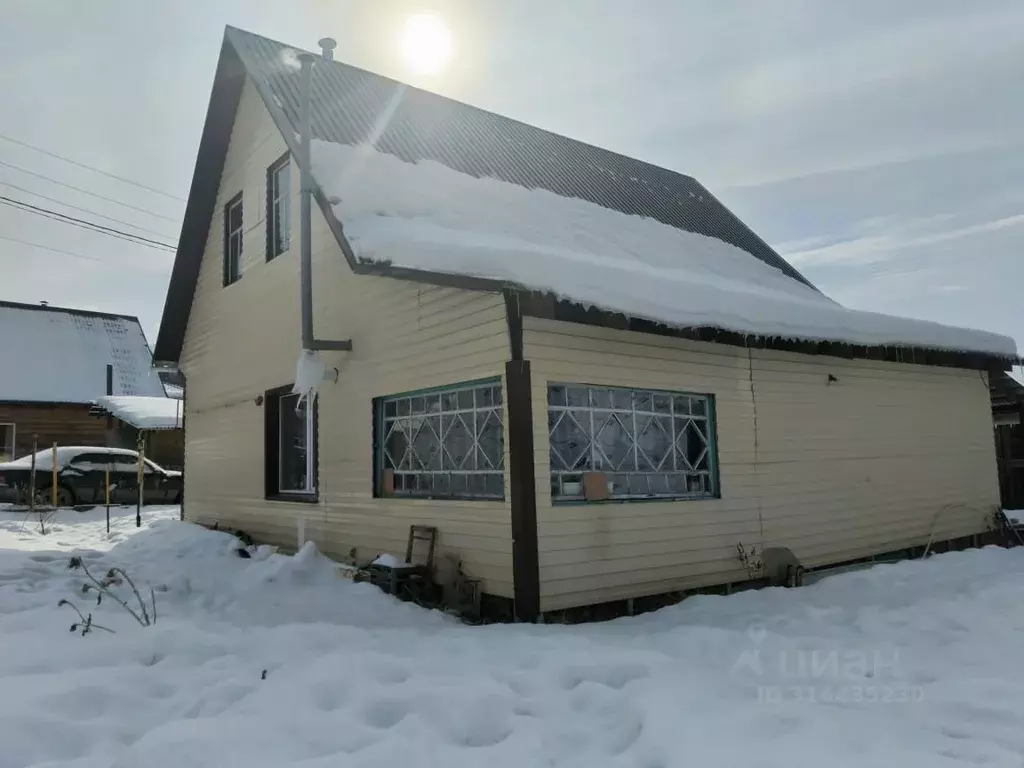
[991,370,1024,427]
[153,27,1019,619]
[0,300,166,461]
[990,370,1024,509]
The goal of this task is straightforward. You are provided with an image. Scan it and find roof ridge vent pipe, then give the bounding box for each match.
[318,37,336,61]
[297,49,351,354]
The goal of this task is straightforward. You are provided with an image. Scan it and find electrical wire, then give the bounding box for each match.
[0,180,177,240]
[0,234,172,275]
[0,234,106,263]
[0,196,177,252]
[0,132,184,201]
[0,159,179,222]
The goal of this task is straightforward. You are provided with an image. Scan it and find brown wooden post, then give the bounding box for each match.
[51,442,58,508]
[28,434,37,512]
[506,359,540,622]
[105,465,111,534]
[136,431,144,528]
[105,364,114,430]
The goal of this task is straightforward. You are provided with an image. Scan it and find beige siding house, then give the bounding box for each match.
[155,27,1018,620]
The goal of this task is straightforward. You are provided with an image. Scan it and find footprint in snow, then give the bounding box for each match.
[559,662,650,691]
[362,698,409,729]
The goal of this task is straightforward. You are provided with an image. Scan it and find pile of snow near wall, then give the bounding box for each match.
[311,140,1016,358]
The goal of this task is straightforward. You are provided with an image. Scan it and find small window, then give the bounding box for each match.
[264,387,317,499]
[0,423,14,461]
[223,193,243,286]
[548,383,718,502]
[375,380,504,500]
[266,154,291,260]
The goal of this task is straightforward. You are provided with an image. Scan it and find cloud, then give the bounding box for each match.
[784,213,1024,266]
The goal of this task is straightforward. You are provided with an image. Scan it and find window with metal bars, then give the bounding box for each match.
[547,383,719,502]
[375,380,504,500]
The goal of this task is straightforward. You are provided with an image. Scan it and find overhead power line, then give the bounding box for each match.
[0,195,177,252]
[0,180,178,241]
[0,234,172,275]
[0,159,179,222]
[0,234,106,264]
[0,132,184,201]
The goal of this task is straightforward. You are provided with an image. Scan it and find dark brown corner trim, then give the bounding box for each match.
[504,289,524,361]
[505,359,539,622]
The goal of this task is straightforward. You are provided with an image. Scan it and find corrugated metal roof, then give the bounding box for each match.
[226,27,817,289]
[0,301,166,404]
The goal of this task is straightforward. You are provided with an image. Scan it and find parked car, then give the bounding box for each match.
[0,446,182,507]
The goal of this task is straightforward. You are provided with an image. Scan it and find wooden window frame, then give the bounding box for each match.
[264,385,318,503]
[373,378,505,501]
[0,422,15,462]
[265,152,291,261]
[547,383,720,503]
[223,192,244,286]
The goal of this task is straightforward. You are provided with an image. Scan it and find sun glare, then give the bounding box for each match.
[400,12,453,75]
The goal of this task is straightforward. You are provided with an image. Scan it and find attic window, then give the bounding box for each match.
[223,193,243,286]
[266,154,291,260]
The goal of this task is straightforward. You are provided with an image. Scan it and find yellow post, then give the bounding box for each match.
[51,442,58,508]
[105,465,111,534]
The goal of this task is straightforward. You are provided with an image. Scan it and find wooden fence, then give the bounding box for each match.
[995,424,1024,510]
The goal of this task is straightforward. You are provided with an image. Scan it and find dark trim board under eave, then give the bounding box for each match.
[509,291,1013,373]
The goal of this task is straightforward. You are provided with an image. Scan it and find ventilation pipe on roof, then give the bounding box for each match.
[297,50,351,355]
[318,37,336,61]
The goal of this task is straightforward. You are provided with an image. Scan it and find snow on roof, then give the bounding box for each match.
[95,396,183,430]
[163,382,184,399]
[311,141,1017,358]
[0,302,166,403]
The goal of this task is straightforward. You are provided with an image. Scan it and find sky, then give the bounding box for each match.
[1,0,1021,353]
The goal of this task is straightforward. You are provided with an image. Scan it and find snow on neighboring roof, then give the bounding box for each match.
[95,396,183,430]
[0,302,166,403]
[163,382,184,399]
[311,141,1017,358]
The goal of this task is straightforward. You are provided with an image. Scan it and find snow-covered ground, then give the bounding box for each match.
[3,507,1024,767]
